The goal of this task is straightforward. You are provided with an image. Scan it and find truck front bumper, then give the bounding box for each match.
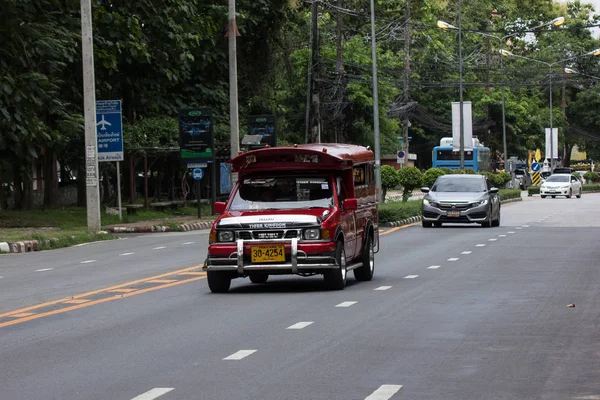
[204,239,338,275]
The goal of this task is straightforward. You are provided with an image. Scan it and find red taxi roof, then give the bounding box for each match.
[229,143,374,174]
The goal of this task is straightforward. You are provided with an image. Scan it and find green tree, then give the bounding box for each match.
[381,165,400,203]
[422,168,445,188]
[397,166,423,202]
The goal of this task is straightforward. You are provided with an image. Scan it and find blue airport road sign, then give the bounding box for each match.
[192,168,204,181]
[96,100,123,162]
[531,162,541,172]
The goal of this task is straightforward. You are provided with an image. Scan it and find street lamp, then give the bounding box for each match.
[437,16,565,170]
[501,48,600,171]
[564,67,600,80]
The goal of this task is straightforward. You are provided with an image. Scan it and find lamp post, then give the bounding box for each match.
[369,0,382,203]
[501,48,600,171]
[437,17,565,170]
[564,67,600,80]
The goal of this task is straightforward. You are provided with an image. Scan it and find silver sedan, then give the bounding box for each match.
[421,174,501,228]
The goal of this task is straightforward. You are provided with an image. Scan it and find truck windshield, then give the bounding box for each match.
[229,176,334,211]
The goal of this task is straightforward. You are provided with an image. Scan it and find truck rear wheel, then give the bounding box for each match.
[354,235,374,281]
[207,271,232,293]
[324,242,347,290]
[249,274,268,284]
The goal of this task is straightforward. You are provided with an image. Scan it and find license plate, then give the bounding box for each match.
[251,245,285,263]
[447,211,461,217]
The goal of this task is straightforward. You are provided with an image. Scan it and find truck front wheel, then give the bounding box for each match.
[354,235,374,281]
[324,242,347,290]
[207,271,232,293]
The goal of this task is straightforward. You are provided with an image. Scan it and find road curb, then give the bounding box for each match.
[381,197,522,227]
[106,220,214,234]
[0,239,54,254]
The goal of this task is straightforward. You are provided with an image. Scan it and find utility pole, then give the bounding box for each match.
[309,1,321,143]
[370,0,382,203]
[458,0,465,169]
[228,0,240,159]
[335,0,344,144]
[80,0,101,230]
[402,0,410,167]
[336,0,343,73]
[561,66,568,166]
[305,1,315,144]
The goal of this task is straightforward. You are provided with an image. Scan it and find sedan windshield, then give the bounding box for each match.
[432,178,486,192]
[546,175,569,183]
[229,176,333,211]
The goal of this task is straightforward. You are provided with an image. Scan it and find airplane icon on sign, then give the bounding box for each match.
[96,115,111,131]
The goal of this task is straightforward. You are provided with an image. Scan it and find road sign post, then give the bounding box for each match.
[397,150,405,164]
[97,100,124,220]
[192,168,204,218]
[531,162,541,185]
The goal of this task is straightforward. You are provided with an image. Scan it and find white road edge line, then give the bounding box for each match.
[153,246,166,250]
[120,252,135,256]
[461,251,472,255]
[404,275,419,279]
[80,260,97,264]
[365,384,403,400]
[286,321,314,330]
[335,301,358,308]
[130,387,174,400]
[374,286,393,290]
[35,268,54,272]
[223,350,257,360]
[427,265,441,269]
[447,257,459,261]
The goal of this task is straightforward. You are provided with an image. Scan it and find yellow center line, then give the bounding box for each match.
[380,222,418,236]
[0,276,206,329]
[0,264,204,319]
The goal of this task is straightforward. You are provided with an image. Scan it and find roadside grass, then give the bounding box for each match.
[0,204,214,247]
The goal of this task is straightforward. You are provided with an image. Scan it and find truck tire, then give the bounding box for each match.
[207,271,232,293]
[354,235,374,281]
[324,242,347,290]
[249,274,268,284]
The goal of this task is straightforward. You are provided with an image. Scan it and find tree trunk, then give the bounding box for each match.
[44,150,58,206]
[13,163,23,210]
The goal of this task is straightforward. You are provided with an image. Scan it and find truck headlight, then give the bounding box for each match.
[304,228,320,240]
[218,231,234,242]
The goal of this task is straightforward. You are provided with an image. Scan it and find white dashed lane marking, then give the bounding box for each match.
[447,258,459,261]
[404,275,419,279]
[120,252,135,256]
[80,260,96,264]
[286,321,314,330]
[516,227,522,230]
[488,238,497,242]
[508,231,515,234]
[35,268,53,272]
[461,251,472,255]
[427,265,441,269]
[365,384,403,400]
[374,286,392,291]
[183,242,194,245]
[498,235,507,237]
[223,350,257,360]
[130,387,174,400]
[476,244,486,247]
[153,246,166,250]
[522,225,530,228]
[335,301,358,308]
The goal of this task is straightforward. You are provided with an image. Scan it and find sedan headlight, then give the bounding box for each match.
[474,199,488,206]
[217,231,234,242]
[423,199,430,206]
[304,228,321,240]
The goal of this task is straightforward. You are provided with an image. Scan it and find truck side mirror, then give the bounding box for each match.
[343,198,358,211]
[214,202,227,214]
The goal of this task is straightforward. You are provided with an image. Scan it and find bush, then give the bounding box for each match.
[583,183,600,192]
[462,168,477,174]
[422,168,446,188]
[528,186,540,196]
[378,200,422,223]
[381,165,401,203]
[439,167,453,174]
[397,166,423,202]
[480,171,505,187]
[571,162,591,170]
[498,189,521,201]
[498,171,512,184]
[583,171,599,183]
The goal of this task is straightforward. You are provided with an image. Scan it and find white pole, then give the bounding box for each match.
[81,0,101,230]
[228,0,239,159]
[370,0,382,203]
[116,161,122,221]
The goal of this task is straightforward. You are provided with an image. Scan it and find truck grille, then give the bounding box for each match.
[236,230,300,240]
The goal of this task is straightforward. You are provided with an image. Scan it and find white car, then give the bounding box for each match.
[540,174,582,198]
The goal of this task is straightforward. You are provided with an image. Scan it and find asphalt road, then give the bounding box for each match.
[1,194,599,400]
